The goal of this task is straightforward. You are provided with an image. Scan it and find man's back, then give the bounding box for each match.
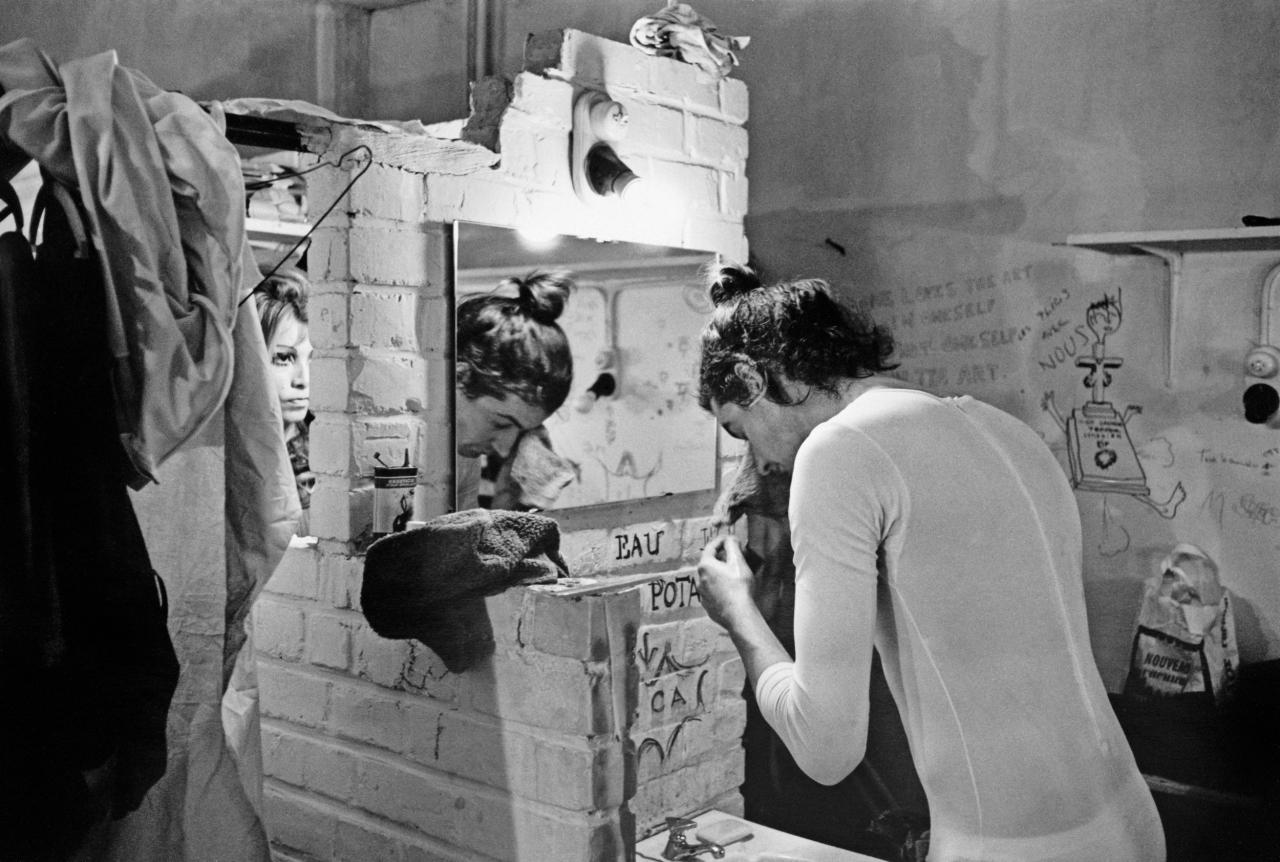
[791,388,1165,861]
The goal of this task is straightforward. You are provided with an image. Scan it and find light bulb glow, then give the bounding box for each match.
[516,224,560,249]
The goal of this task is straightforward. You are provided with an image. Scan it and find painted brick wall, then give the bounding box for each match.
[254,29,749,861]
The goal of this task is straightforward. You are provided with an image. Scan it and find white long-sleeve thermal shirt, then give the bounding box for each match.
[754,389,1164,862]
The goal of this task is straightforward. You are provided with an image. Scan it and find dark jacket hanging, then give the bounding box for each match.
[0,186,179,860]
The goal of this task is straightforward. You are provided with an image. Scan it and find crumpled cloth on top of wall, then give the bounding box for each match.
[0,37,245,487]
[629,3,750,78]
[361,510,568,672]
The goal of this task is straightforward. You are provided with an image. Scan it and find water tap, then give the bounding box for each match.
[661,817,725,860]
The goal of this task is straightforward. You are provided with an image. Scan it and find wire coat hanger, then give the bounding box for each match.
[240,143,373,306]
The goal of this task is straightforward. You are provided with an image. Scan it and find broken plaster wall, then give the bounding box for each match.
[252,29,750,861]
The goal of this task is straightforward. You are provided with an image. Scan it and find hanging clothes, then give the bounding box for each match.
[0,38,299,862]
[0,184,180,860]
[0,36,243,487]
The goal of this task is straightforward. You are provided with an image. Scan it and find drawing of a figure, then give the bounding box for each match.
[1042,289,1185,519]
[596,449,664,501]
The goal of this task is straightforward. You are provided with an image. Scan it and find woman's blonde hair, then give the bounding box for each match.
[255,265,310,344]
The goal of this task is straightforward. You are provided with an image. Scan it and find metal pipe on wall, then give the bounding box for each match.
[466,0,505,84]
[315,0,372,117]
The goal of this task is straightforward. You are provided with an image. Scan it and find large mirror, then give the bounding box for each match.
[454,221,720,511]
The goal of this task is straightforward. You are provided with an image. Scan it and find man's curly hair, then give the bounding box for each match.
[697,264,897,410]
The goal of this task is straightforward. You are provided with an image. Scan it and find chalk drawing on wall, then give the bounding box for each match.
[637,715,702,769]
[1099,497,1131,557]
[541,275,716,508]
[595,449,664,501]
[635,603,713,775]
[637,630,705,675]
[636,668,711,773]
[1041,289,1186,519]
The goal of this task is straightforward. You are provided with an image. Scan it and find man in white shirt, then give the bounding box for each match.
[695,264,1165,862]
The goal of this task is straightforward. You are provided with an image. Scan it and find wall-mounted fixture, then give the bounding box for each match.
[1243,347,1280,424]
[574,370,618,413]
[571,91,643,203]
[1243,263,1280,425]
[1063,224,1280,388]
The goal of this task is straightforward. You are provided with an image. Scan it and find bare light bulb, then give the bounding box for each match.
[585,144,639,198]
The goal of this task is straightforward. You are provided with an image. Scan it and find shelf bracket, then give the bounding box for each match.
[1132,243,1182,388]
[1263,264,1280,347]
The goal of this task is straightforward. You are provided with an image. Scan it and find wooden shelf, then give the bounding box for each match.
[245,216,310,244]
[1061,226,1280,387]
[1064,226,1280,256]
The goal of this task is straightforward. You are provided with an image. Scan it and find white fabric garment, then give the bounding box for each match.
[111,418,271,862]
[756,388,1164,862]
[0,37,244,485]
[105,248,298,862]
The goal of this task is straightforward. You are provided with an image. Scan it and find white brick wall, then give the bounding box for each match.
[255,27,749,862]
[256,549,744,857]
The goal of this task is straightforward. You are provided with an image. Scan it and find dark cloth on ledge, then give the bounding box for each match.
[361,509,568,672]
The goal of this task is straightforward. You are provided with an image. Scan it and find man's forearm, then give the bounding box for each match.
[724,604,793,688]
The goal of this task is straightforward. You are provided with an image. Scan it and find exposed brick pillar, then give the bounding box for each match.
[253,27,751,861]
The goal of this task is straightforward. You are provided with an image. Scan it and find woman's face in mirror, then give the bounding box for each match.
[455,390,548,459]
[268,314,313,427]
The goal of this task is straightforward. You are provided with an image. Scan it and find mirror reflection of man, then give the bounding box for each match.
[454,271,576,510]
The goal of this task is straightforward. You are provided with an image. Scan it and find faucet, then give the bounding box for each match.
[661,817,725,861]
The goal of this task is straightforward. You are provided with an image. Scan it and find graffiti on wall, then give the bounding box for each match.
[634,574,711,774]
[1041,289,1187,542]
